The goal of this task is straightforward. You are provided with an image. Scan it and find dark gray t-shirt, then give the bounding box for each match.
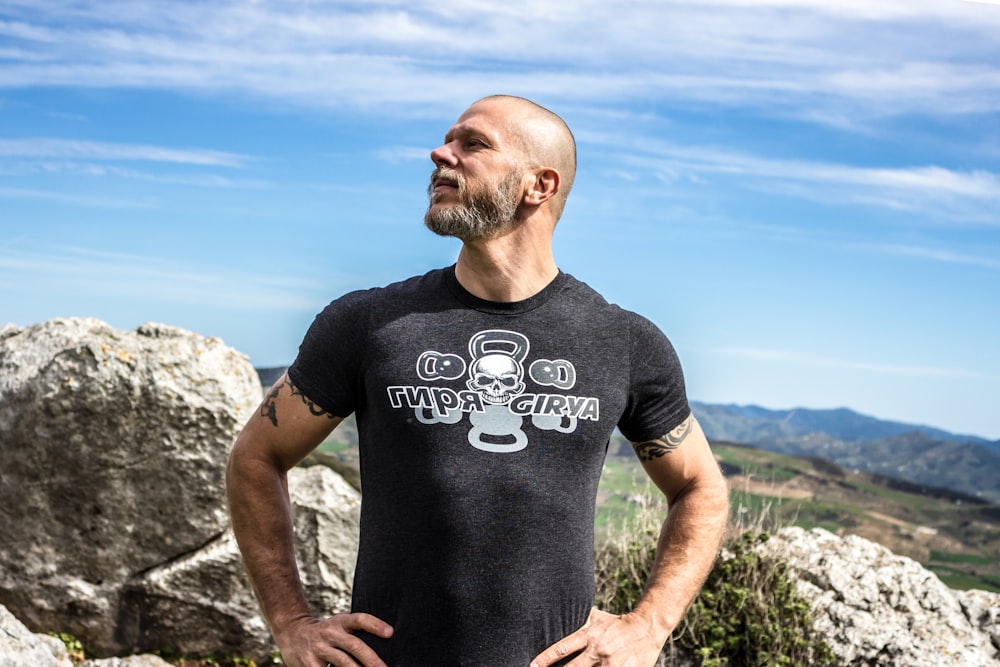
[289,266,689,666]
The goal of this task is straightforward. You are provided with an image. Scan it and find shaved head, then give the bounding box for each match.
[471,95,577,217]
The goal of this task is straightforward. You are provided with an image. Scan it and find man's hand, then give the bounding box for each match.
[530,608,665,667]
[276,612,394,667]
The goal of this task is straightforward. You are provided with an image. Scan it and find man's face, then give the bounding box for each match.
[424,101,527,242]
[424,166,523,242]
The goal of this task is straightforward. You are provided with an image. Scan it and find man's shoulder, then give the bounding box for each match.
[328,266,451,308]
[560,272,641,320]
[381,265,452,295]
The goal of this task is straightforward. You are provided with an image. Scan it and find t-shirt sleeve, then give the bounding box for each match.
[286,288,374,417]
[616,311,691,443]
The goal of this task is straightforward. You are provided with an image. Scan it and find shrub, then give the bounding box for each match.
[594,497,835,667]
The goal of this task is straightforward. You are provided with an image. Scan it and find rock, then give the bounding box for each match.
[81,656,173,667]
[0,603,74,667]
[757,527,1000,666]
[958,588,1000,656]
[119,465,361,661]
[0,318,260,656]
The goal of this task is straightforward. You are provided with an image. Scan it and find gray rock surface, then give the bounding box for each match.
[758,526,1000,666]
[121,465,361,660]
[0,603,73,667]
[81,656,174,667]
[0,318,260,655]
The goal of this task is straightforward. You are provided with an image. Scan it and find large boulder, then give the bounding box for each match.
[0,318,260,655]
[120,465,361,661]
[758,527,1000,666]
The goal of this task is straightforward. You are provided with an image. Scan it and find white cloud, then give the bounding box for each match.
[0,186,153,208]
[0,245,324,310]
[0,138,250,167]
[374,146,432,164]
[612,138,1000,222]
[865,244,1000,269]
[0,0,997,122]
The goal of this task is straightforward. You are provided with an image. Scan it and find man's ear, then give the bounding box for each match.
[523,167,560,206]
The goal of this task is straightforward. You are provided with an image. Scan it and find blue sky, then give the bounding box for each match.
[2,0,999,440]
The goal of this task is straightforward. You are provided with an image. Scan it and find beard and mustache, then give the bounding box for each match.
[423,166,524,242]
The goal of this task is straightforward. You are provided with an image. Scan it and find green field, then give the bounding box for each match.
[595,441,1000,592]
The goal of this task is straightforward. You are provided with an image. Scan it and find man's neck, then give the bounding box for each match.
[454,231,559,303]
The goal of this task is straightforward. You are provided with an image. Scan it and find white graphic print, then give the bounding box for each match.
[467,330,529,405]
[386,329,600,453]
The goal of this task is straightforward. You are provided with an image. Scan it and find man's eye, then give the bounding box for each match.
[464,139,483,148]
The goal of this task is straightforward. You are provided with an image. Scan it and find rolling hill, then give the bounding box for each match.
[598,436,1000,593]
[691,402,1000,502]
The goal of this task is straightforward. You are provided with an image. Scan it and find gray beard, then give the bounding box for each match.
[424,170,523,242]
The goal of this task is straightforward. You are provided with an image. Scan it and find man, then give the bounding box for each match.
[226,95,729,667]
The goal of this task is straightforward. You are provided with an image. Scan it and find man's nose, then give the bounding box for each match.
[430,143,457,167]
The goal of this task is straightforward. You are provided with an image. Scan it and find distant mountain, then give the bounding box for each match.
[691,402,1000,502]
[691,402,997,449]
[256,366,287,389]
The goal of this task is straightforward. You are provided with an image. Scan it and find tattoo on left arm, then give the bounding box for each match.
[631,414,693,462]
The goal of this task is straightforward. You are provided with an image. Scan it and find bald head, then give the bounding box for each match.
[471,95,577,218]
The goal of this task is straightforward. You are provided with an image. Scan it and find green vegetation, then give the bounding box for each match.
[594,496,835,666]
[595,441,1000,593]
[929,550,995,566]
[50,633,86,663]
[48,633,281,667]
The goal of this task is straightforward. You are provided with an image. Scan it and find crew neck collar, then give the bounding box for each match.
[444,264,568,315]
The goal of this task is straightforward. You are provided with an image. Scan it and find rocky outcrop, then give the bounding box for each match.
[0,318,257,655]
[758,527,1000,666]
[0,604,172,667]
[81,658,173,667]
[119,466,360,660]
[0,603,74,667]
[0,318,360,662]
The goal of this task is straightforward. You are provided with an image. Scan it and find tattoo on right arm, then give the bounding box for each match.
[259,377,338,427]
[260,381,282,427]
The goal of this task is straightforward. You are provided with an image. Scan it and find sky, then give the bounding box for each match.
[1,0,998,440]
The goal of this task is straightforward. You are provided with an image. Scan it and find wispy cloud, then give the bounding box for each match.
[863,244,1000,269]
[0,138,250,167]
[0,160,271,188]
[0,244,325,310]
[613,140,1000,223]
[0,186,153,208]
[0,1,997,122]
[714,346,986,380]
[374,146,431,164]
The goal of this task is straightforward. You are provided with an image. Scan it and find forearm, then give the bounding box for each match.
[226,445,314,643]
[631,476,729,640]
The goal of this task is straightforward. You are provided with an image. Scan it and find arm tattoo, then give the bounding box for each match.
[260,381,282,427]
[259,378,338,427]
[289,383,338,419]
[631,414,693,462]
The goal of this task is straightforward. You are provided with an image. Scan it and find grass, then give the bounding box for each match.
[595,442,1000,593]
[594,490,836,666]
[929,550,995,566]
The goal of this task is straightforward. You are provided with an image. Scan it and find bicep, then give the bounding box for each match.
[630,414,722,504]
[232,373,345,472]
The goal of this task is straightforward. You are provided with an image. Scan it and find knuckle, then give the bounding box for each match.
[552,644,571,657]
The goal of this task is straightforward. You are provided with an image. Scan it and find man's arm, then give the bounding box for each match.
[226,373,393,667]
[532,413,729,667]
